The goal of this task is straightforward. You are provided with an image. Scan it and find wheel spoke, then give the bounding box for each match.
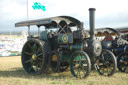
[108,66,113,71]
[107,65,113,75]
[29,65,33,71]
[35,63,40,72]
[24,52,33,55]
[37,53,43,57]
[106,66,110,75]
[98,56,105,62]
[76,66,81,78]
[36,47,41,54]
[33,66,37,72]
[83,58,87,64]
[28,44,34,53]
[81,64,86,75]
[75,56,78,64]
[36,59,42,66]
[79,56,82,64]
[37,57,43,61]
[25,59,32,63]
[32,43,37,52]
[30,60,35,68]
[77,59,83,78]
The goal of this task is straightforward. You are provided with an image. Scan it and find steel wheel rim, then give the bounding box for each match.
[96,50,116,76]
[22,40,43,74]
[118,54,128,72]
[70,51,90,78]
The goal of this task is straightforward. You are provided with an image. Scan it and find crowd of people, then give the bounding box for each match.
[0,35,27,57]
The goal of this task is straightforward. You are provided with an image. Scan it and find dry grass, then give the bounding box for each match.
[0,56,128,85]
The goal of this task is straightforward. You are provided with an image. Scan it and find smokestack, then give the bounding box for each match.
[89,8,96,40]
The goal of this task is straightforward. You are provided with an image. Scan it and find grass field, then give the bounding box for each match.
[0,56,128,85]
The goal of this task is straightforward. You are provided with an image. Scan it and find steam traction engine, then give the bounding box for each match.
[95,28,128,73]
[15,8,117,78]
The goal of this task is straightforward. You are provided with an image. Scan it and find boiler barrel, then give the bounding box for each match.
[60,42,88,52]
[112,45,128,56]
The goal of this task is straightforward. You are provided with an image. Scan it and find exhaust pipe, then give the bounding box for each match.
[89,8,96,40]
[86,8,102,58]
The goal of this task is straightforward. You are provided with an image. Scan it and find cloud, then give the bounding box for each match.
[0,0,128,32]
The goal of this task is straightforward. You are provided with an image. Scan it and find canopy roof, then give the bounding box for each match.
[95,27,120,36]
[116,27,128,33]
[15,16,83,29]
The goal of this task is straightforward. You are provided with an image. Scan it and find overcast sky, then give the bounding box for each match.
[0,0,128,32]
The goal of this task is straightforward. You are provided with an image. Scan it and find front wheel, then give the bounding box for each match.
[95,50,117,76]
[70,51,91,78]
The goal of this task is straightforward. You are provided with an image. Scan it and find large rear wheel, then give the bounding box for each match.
[22,39,50,74]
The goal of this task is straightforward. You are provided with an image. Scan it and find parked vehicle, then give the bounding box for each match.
[15,8,117,78]
[95,27,128,73]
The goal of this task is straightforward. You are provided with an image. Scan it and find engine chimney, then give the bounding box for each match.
[89,8,96,40]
